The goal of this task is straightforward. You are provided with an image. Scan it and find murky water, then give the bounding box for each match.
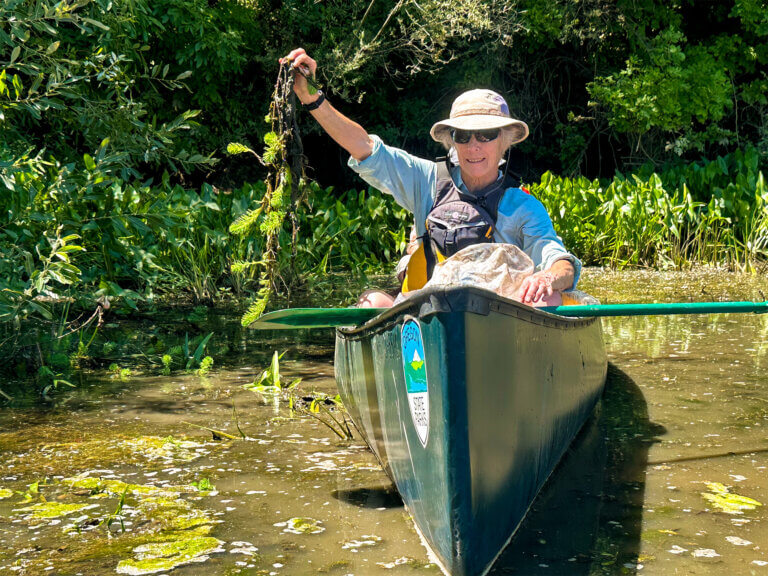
[1,268,767,575]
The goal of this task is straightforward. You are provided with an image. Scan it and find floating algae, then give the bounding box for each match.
[63,474,198,498]
[701,482,763,514]
[12,501,98,519]
[64,478,224,574]
[274,517,325,534]
[120,436,211,463]
[116,534,225,575]
[38,435,214,472]
[5,470,225,575]
[136,495,220,532]
[0,488,13,499]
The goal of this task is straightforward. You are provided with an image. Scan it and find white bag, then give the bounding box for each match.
[427,243,534,299]
[394,244,533,304]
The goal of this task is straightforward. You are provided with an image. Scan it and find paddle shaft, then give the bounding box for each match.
[543,301,768,317]
[249,300,768,329]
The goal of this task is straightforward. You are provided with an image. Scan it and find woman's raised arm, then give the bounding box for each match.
[281,48,374,162]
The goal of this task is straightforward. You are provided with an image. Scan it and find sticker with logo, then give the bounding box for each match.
[401,319,429,447]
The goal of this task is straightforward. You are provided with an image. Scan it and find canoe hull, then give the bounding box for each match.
[334,286,607,576]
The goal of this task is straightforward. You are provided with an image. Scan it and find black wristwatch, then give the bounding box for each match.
[303,91,325,111]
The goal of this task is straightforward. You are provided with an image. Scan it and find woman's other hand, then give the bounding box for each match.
[517,259,574,307]
[517,271,555,305]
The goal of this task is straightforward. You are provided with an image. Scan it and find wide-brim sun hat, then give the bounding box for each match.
[430,89,529,146]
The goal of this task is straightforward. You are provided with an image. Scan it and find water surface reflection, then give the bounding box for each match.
[1,271,768,574]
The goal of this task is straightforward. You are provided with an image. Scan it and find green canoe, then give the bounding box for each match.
[334,285,608,576]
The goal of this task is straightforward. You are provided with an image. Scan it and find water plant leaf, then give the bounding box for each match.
[701,481,763,514]
[63,473,200,499]
[229,205,264,236]
[241,296,268,327]
[181,420,240,441]
[262,132,282,165]
[226,142,253,155]
[186,332,213,370]
[191,478,215,492]
[270,350,279,385]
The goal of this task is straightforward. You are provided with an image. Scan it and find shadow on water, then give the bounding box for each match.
[332,484,404,509]
[489,363,667,575]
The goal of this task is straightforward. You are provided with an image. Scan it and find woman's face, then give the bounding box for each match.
[453,130,506,189]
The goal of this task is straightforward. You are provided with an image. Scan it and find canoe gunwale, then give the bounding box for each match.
[337,286,599,340]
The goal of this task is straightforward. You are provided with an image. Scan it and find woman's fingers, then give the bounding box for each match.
[518,277,536,303]
[279,49,316,75]
[519,273,554,304]
[280,47,306,64]
[278,48,318,100]
[292,53,316,75]
[534,280,553,303]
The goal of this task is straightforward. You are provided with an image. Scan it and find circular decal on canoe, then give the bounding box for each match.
[401,319,429,447]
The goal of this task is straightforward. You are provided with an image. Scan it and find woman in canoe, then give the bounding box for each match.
[282,48,581,308]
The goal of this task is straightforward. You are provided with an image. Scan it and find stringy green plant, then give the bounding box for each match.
[228,61,308,327]
[299,393,355,440]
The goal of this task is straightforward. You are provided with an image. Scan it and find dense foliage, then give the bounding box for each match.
[533,147,768,269]
[1,0,767,391]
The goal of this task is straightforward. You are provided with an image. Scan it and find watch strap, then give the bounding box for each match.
[303,91,325,111]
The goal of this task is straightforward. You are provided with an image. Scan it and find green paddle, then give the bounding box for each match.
[249,300,768,329]
[249,307,387,329]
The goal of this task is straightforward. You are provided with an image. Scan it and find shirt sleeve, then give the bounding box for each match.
[497,191,582,289]
[347,135,436,233]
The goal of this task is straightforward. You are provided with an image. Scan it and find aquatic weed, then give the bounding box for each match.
[298,393,355,440]
[230,61,310,327]
[242,351,301,397]
[196,355,214,376]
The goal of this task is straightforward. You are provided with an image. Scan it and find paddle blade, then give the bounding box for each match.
[248,308,387,329]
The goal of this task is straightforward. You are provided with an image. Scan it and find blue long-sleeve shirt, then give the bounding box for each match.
[348,135,581,288]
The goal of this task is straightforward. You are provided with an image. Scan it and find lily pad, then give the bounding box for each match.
[701,482,763,515]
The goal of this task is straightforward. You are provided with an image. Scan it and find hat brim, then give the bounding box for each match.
[430,116,529,146]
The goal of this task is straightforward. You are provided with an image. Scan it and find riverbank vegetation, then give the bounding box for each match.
[2,0,767,390]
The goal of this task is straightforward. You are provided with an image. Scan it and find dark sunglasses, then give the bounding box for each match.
[450,128,501,144]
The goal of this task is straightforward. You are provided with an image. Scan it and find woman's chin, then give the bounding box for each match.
[461,161,493,181]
